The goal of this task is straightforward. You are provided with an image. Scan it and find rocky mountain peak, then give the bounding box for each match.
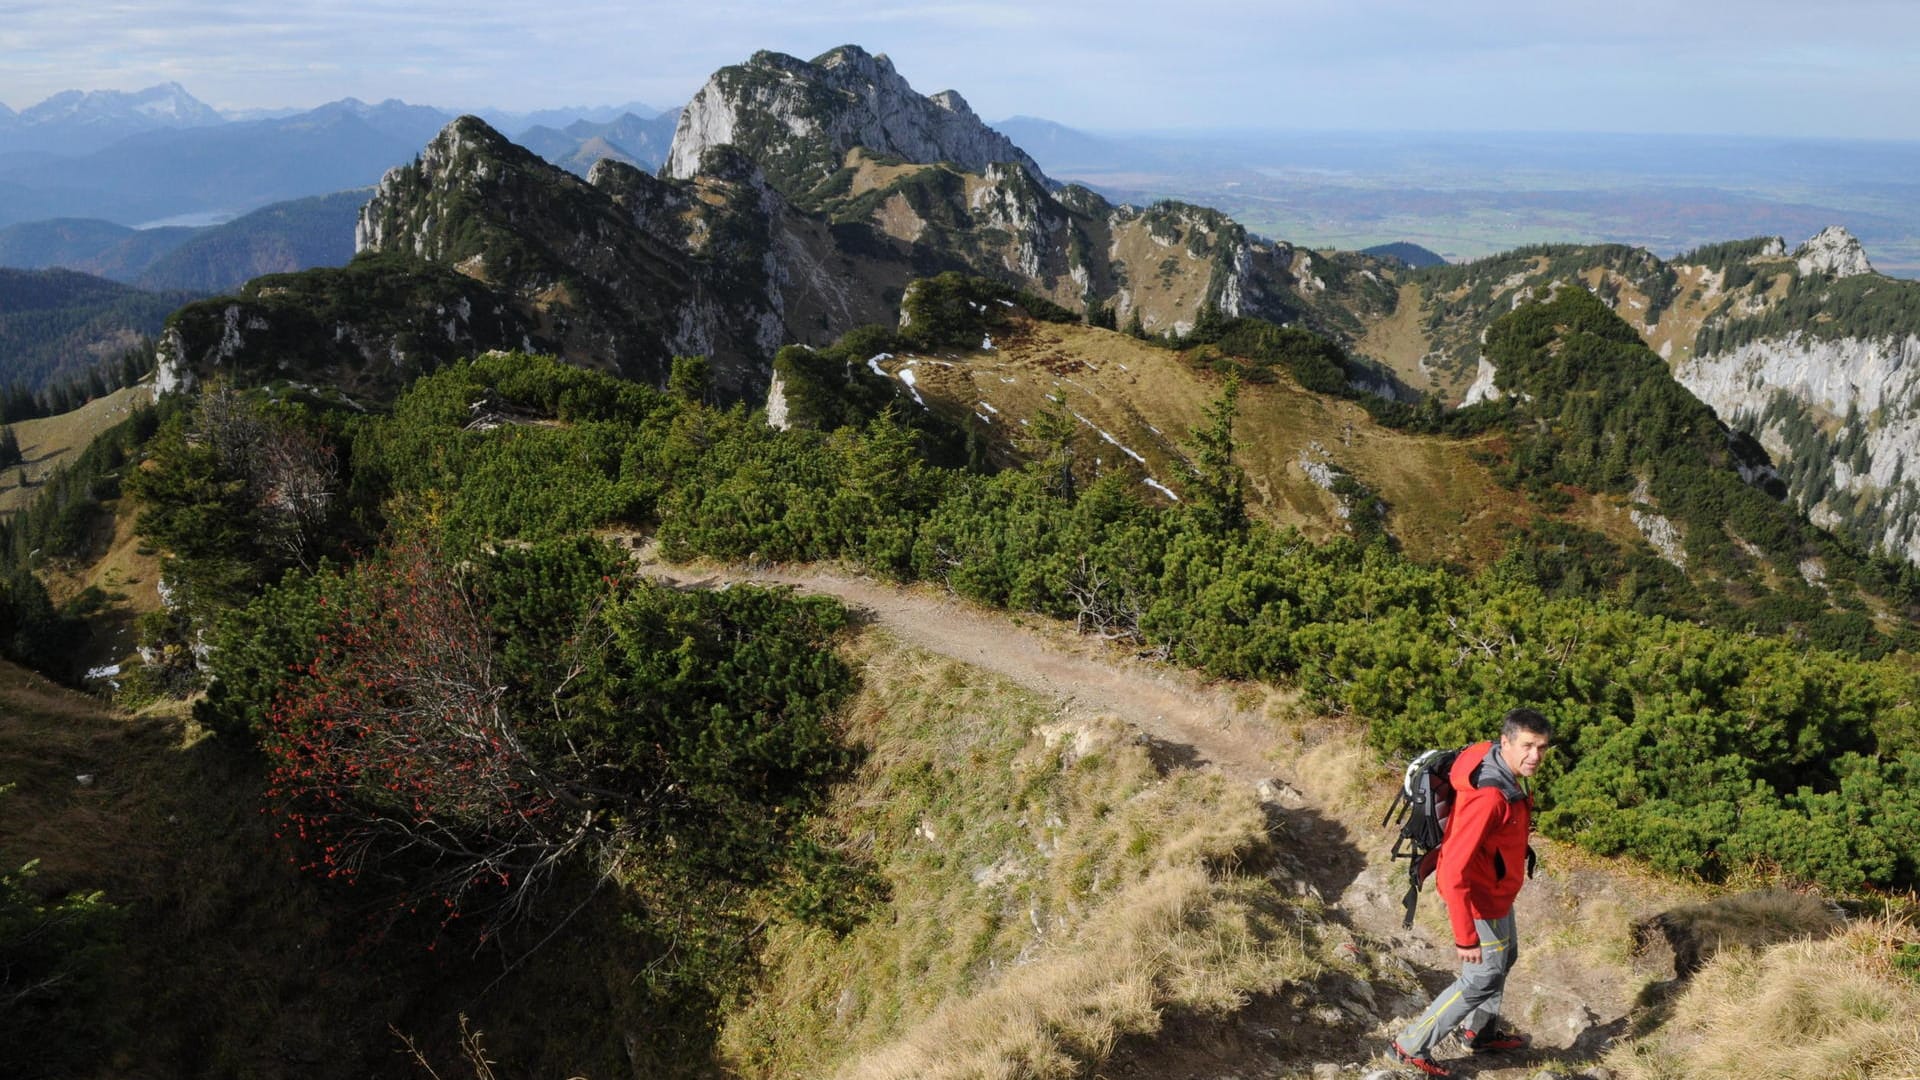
[355,115,578,256]
[813,43,898,82]
[18,82,222,128]
[665,44,1046,199]
[1794,225,1873,279]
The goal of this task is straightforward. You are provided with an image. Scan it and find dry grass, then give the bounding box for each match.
[897,317,1535,568]
[1636,890,1847,980]
[718,634,1318,1079]
[836,867,1300,1080]
[1276,725,1382,817]
[37,498,167,678]
[0,384,151,515]
[1352,283,1441,397]
[1607,915,1920,1080]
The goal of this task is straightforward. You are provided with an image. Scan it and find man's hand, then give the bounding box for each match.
[1456,944,1482,964]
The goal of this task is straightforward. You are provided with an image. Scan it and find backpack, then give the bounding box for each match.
[1380,746,1464,930]
[1381,743,1539,930]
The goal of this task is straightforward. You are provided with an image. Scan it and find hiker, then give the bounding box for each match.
[1389,708,1551,1077]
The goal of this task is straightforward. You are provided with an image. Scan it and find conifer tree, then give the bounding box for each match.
[0,427,19,471]
[1021,394,1081,501]
[1187,376,1247,536]
[668,354,711,404]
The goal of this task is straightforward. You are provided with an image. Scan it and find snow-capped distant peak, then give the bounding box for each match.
[17,82,222,129]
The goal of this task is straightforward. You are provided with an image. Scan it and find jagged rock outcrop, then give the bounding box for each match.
[155,253,542,399]
[1793,225,1873,278]
[352,118,705,382]
[666,46,1045,196]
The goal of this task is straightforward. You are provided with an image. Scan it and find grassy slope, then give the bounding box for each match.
[0,383,152,515]
[885,316,1545,568]
[1609,911,1920,1080]
[0,663,402,1078]
[720,632,1322,1079]
[2,385,164,680]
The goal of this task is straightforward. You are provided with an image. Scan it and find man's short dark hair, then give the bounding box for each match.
[1501,707,1552,742]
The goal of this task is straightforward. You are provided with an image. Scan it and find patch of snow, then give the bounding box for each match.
[85,664,122,680]
[896,367,927,407]
[996,298,1015,307]
[867,351,893,377]
[981,335,994,350]
[975,412,993,423]
[1144,478,1180,501]
[1069,410,1147,463]
[978,401,1000,414]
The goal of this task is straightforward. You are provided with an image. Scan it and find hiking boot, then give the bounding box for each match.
[1389,1040,1453,1077]
[1462,1025,1530,1053]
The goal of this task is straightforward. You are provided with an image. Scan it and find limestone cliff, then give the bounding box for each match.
[1386,226,1920,564]
[1678,330,1920,562]
[666,46,1044,197]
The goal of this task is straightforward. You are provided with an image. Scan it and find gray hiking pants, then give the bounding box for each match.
[1393,912,1517,1056]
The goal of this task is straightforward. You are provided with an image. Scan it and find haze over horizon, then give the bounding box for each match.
[5,0,1919,140]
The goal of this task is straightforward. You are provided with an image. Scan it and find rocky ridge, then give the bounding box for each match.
[665,46,1044,194]
[163,47,1401,403]
[1369,226,1920,566]
[1677,329,1920,562]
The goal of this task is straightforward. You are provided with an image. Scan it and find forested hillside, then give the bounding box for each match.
[0,269,183,398]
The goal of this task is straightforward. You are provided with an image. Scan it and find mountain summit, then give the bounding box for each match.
[665,45,1045,196]
[0,82,224,153]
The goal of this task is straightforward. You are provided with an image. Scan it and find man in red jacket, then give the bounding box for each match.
[1389,708,1552,1077]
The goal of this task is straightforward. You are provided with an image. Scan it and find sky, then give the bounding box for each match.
[4,0,1919,139]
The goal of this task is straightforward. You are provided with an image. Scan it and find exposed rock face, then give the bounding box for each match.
[156,254,542,399]
[1678,331,1920,561]
[353,116,831,393]
[1793,225,1873,278]
[666,45,1045,193]
[1461,358,1502,406]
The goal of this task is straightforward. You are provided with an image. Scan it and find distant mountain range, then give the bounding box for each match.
[511,111,680,177]
[0,83,672,231]
[0,82,224,154]
[0,191,365,293]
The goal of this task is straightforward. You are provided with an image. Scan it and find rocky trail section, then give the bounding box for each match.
[632,547,1681,1079]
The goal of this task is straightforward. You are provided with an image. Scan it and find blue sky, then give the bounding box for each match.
[4,0,1918,138]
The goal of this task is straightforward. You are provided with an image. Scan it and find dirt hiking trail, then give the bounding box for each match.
[635,547,1686,1080]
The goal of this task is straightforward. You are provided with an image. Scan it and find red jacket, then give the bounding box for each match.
[1435,741,1532,948]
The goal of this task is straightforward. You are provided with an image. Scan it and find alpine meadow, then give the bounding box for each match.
[3,40,1920,1080]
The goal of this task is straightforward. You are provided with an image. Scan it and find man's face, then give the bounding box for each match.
[1501,728,1551,777]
